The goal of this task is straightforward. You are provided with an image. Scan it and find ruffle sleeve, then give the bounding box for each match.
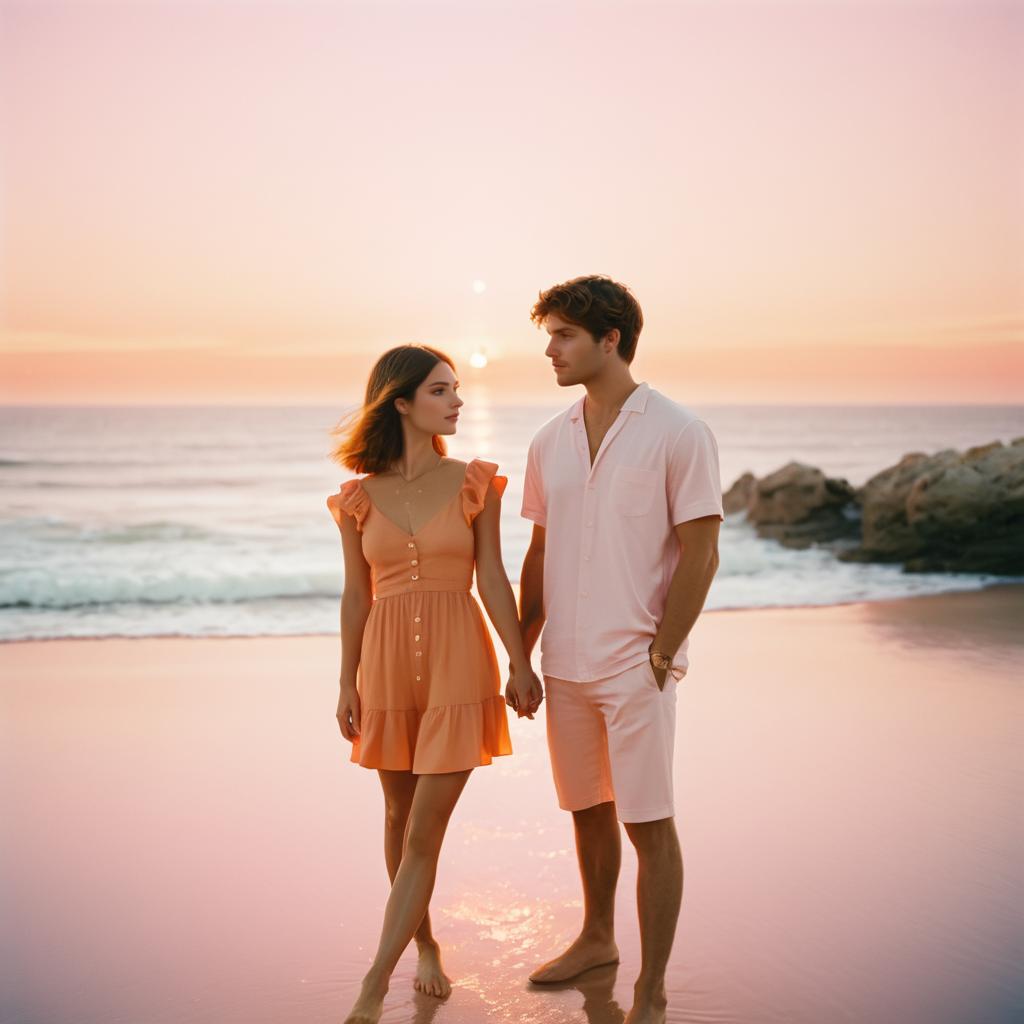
[327,478,370,532]
[461,458,509,526]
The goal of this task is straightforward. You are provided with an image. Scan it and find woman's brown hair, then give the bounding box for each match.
[329,344,456,474]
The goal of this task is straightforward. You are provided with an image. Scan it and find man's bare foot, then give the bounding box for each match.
[529,932,619,984]
[624,1004,666,1024]
[342,973,388,1024]
[624,1008,666,1024]
[624,984,668,1023]
[413,939,452,998]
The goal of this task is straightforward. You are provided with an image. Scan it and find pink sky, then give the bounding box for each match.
[1,0,1021,404]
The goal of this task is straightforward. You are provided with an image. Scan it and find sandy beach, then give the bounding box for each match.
[2,586,1022,1024]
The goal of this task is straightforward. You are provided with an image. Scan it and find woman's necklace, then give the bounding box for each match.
[390,454,444,497]
[383,455,445,533]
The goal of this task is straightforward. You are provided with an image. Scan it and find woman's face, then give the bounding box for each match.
[398,361,463,436]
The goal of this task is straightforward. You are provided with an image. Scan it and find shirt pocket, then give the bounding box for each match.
[611,464,660,517]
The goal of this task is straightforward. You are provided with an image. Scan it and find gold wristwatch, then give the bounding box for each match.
[650,650,674,671]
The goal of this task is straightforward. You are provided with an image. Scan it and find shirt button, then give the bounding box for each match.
[407,541,415,548]
[411,575,419,580]
[414,616,421,622]
[415,634,421,641]
[410,559,418,566]
[416,675,421,681]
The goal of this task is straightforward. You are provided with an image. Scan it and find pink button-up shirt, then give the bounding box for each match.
[521,381,723,683]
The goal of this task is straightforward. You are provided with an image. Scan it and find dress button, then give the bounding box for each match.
[415,651,422,657]
[416,675,421,680]
[407,542,415,548]
[414,616,421,623]
[411,559,418,566]
[415,634,421,641]
[411,574,419,580]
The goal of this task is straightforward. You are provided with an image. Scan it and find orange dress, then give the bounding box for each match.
[331,458,513,774]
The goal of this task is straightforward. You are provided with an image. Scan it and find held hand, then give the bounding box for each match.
[504,674,534,719]
[505,664,544,719]
[336,684,361,741]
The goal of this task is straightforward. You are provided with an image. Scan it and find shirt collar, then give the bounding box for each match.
[570,381,650,422]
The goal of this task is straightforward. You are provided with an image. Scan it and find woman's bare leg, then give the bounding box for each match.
[377,769,450,996]
[344,769,472,1024]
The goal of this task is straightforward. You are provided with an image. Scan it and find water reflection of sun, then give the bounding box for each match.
[445,885,622,1022]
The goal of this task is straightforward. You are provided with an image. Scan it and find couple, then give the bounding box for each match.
[326,275,723,1024]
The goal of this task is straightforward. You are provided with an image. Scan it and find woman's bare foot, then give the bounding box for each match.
[343,972,389,1024]
[413,939,452,998]
[529,931,619,984]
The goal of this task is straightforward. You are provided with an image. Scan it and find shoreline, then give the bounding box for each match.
[3,579,1023,647]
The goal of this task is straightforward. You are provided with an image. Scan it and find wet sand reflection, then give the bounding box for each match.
[1,587,1022,1023]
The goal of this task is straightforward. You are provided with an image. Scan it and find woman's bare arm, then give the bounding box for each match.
[327,493,373,738]
[472,483,543,715]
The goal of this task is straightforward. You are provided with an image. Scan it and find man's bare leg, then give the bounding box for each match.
[530,800,622,983]
[622,816,682,1024]
[377,769,450,997]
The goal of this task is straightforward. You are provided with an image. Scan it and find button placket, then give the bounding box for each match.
[580,482,594,593]
[412,582,424,676]
[578,461,596,678]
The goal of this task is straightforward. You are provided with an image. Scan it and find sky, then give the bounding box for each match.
[1,0,1022,404]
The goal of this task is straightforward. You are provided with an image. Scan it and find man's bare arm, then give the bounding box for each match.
[651,515,721,686]
[518,523,546,660]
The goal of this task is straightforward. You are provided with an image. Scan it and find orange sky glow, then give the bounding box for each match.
[1,0,1021,405]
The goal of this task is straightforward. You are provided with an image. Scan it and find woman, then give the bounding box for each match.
[326,344,543,1024]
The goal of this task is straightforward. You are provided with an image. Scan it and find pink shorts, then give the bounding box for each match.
[543,659,678,823]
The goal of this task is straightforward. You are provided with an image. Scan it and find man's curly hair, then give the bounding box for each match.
[530,275,644,364]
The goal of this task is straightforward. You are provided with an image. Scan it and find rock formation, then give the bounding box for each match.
[849,438,1024,573]
[729,461,859,549]
[725,438,1024,574]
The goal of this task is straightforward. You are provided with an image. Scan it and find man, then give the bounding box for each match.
[514,275,723,1024]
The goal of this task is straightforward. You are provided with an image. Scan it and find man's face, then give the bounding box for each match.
[542,313,608,387]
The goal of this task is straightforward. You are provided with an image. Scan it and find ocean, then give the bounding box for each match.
[1,400,1021,641]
